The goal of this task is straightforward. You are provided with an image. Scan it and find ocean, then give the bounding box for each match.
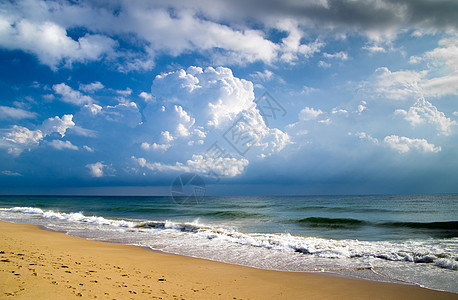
[0,194,457,293]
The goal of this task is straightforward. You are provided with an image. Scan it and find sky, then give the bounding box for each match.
[0,0,457,195]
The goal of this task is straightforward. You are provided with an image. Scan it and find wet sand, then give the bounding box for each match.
[0,221,456,299]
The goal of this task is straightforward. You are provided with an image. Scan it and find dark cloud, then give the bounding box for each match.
[191,0,458,36]
[388,0,458,30]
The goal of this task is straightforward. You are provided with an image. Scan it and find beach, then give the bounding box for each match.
[1,221,456,299]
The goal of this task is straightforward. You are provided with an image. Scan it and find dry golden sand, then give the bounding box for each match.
[0,221,457,299]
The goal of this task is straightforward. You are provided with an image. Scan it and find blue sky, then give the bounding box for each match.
[0,0,457,195]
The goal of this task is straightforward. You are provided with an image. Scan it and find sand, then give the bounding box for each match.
[0,221,456,299]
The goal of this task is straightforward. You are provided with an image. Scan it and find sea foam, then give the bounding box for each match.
[1,207,136,228]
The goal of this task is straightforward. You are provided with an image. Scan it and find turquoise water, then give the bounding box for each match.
[0,194,457,293]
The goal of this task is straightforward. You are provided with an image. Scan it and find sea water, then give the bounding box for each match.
[0,194,456,293]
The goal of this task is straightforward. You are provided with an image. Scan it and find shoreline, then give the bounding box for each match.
[38,225,403,284]
[1,220,457,299]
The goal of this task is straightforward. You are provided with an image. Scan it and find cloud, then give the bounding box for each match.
[395,97,456,135]
[352,132,379,144]
[184,0,457,41]
[2,125,43,146]
[425,37,458,70]
[1,125,43,156]
[187,155,249,177]
[132,154,249,178]
[132,156,191,174]
[1,114,76,155]
[255,128,292,157]
[361,38,458,101]
[299,107,323,121]
[421,37,458,97]
[276,20,323,63]
[0,1,279,69]
[152,66,256,128]
[83,145,94,152]
[357,101,367,114]
[69,126,97,138]
[161,131,174,143]
[332,108,348,115]
[0,17,117,69]
[53,83,94,106]
[83,104,103,116]
[104,102,141,128]
[323,51,348,60]
[48,140,78,151]
[1,170,22,176]
[174,105,195,137]
[250,70,274,82]
[125,6,278,65]
[2,0,456,74]
[139,92,153,101]
[1,0,457,72]
[79,82,104,93]
[225,108,292,156]
[0,106,36,120]
[361,67,424,100]
[141,142,171,151]
[86,162,106,178]
[384,135,441,153]
[299,86,318,95]
[41,114,75,137]
[115,88,132,97]
[318,60,331,68]
[362,45,387,53]
[135,65,293,177]
[81,102,142,128]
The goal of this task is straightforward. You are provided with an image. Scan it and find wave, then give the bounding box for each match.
[2,206,457,271]
[380,221,458,230]
[135,220,203,232]
[0,207,136,228]
[200,210,269,219]
[294,217,368,227]
[216,204,278,209]
[107,207,176,213]
[292,217,458,233]
[295,206,401,213]
[295,206,344,211]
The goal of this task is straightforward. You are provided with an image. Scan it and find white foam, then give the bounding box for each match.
[1,206,136,228]
[435,258,458,270]
[2,207,45,214]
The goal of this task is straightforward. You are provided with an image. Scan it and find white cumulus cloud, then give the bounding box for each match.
[1,114,77,155]
[3,125,43,146]
[395,97,456,136]
[141,142,171,152]
[0,18,116,70]
[86,162,106,178]
[299,107,323,121]
[41,114,75,137]
[132,154,249,178]
[384,135,441,153]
